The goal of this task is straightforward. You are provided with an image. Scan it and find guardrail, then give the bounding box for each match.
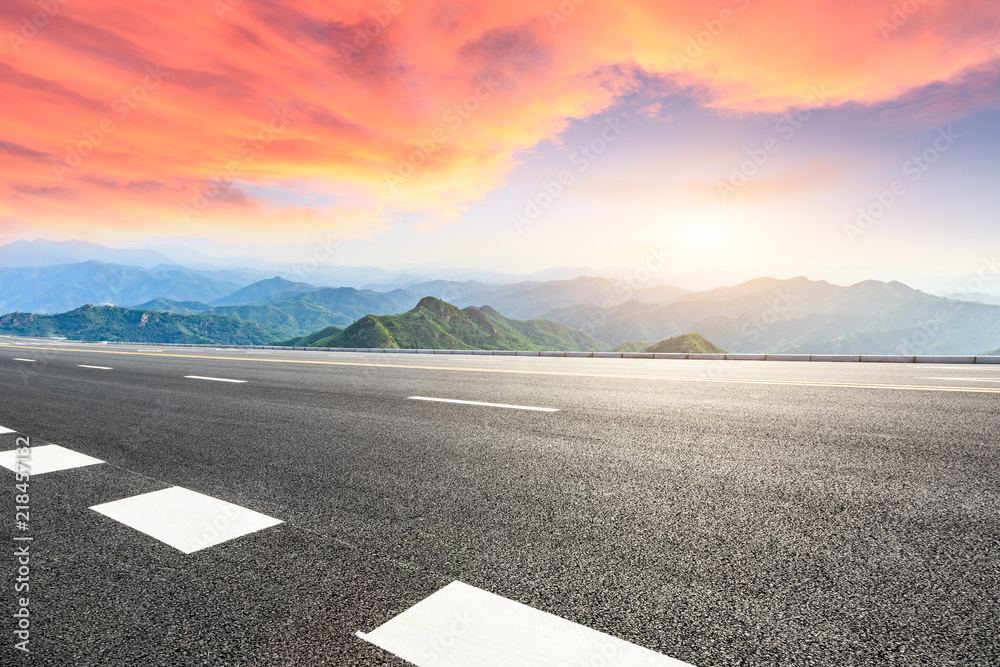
[100,341,1000,363]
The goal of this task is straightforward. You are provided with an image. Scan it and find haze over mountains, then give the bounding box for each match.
[0,261,248,314]
[0,239,657,293]
[2,239,999,354]
[555,277,1000,355]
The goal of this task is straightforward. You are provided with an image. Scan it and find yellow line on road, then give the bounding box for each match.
[3,344,1000,394]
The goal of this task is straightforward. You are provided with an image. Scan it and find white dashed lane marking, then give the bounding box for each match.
[358,581,692,666]
[408,396,559,412]
[13,358,36,362]
[184,376,247,383]
[0,444,104,475]
[78,364,113,370]
[90,486,283,554]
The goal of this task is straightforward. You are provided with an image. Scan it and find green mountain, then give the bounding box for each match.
[0,305,282,344]
[611,339,651,353]
[644,333,725,354]
[301,297,609,351]
[983,347,1000,355]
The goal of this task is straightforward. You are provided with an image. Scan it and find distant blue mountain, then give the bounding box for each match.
[0,261,246,314]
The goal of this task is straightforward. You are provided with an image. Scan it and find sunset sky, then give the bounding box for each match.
[2,0,999,283]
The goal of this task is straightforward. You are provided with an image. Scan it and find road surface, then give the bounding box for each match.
[1,337,998,665]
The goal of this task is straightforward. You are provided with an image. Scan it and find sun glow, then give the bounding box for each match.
[680,223,731,250]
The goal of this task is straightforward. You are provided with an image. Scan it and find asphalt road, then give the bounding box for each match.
[1,337,998,665]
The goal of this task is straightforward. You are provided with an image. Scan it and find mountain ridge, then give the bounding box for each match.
[298,296,610,351]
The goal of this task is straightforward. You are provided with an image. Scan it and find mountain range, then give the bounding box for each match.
[540,277,1000,355]
[2,240,999,354]
[0,238,666,289]
[409,276,691,319]
[0,260,681,319]
[133,286,422,341]
[0,305,279,344]
[0,297,616,351]
[0,261,254,313]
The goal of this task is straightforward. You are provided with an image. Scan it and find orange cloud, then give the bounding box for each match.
[1,0,998,243]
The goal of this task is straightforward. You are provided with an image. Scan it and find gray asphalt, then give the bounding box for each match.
[1,337,998,666]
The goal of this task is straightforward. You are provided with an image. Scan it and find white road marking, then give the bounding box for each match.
[90,486,283,554]
[184,375,247,383]
[13,358,36,362]
[357,580,692,666]
[408,396,559,412]
[0,426,16,434]
[78,365,113,370]
[920,377,1000,382]
[136,349,163,352]
[0,444,104,475]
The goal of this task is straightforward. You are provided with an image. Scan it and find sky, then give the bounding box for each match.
[2,0,1000,286]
